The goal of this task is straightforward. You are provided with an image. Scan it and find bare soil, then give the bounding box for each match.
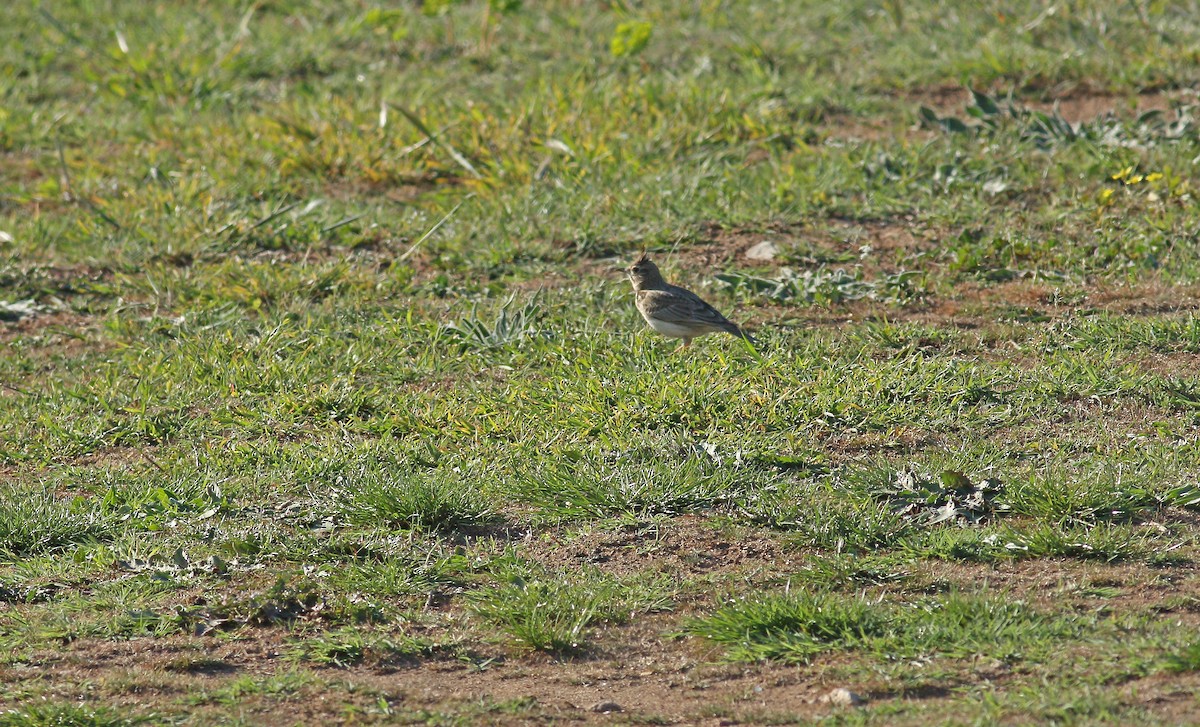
[909,85,1189,123]
[7,545,1200,724]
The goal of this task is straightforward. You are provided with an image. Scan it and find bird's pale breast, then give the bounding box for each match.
[641,315,704,339]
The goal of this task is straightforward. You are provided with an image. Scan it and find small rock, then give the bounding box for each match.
[744,240,780,261]
[820,688,865,706]
[0,299,42,323]
[590,701,622,714]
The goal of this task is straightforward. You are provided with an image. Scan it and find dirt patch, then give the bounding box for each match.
[0,309,95,346]
[9,590,1200,725]
[819,428,944,461]
[1085,281,1200,315]
[821,116,938,143]
[1045,91,1177,124]
[359,647,835,725]
[0,263,113,349]
[906,85,1190,124]
[904,84,969,113]
[649,218,936,279]
[7,543,1200,724]
[1117,671,1200,726]
[3,625,853,725]
[1136,352,1200,379]
[911,279,1200,330]
[521,516,796,590]
[322,174,456,206]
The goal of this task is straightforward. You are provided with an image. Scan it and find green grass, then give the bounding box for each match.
[1163,641,1200,674]
[4,0,1200,723]
[0,488,118,559]
[687,588,1092,664]
[513,435,763,521]
[0,706,149,727]
[469,566,673,654]
[336,464,498,532]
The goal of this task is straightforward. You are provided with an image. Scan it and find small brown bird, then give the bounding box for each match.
[625,254,755,350]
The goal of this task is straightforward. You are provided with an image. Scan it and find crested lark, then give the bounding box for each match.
[625,254,755,349]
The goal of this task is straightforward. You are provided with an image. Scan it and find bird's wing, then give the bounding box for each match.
[639,288,733,327]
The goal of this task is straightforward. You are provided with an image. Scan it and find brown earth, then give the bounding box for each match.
[6,535,1200,724]
[905,85,1190,123]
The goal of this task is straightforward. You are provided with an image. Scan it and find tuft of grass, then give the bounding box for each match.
[908,522,1152,563]
[289,627,451,667]
[469,576,603,654]
[338,471,496,532]
[0,705,149,727]
[798,554,912,589]
[1004,469,1157,524]
[741,485,912,552]
[328,547,472,597]
[183,671,316,707]
[99,481,230,530]
[1162,641,1200,674]
[899,592,1083,660]
[162,656,238,675]
[877,468,1008,525]
[514,444,756,521]
[686,590,886,663]
[0,488,117,559]
[999,523,1149,562]
[469,568,671,654]
[904,526,1010,563]
[688,589,1087,664]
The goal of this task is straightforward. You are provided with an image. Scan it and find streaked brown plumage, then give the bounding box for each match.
[625,254,754,348]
